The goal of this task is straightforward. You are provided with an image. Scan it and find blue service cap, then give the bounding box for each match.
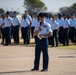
[34,12,38,15]
[38,12,45,18]
[5,11,10,14]
[1,13,5,16]
[0,13,5,16]
[70,14,75,16]
[13,11,17,14]
[57,13,62,16]
[63,14,67,16]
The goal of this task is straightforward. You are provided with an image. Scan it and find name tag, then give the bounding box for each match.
[43,25,47,28]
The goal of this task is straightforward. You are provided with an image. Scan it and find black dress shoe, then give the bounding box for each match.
[3,44,9,46]
[41,69,48,72]
[31,68,39,71]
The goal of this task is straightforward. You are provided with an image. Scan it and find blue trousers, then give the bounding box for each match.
[58,27,63,43]
[3,27,10,45]
[69,27,75,43]
[51,30,59,47]
[13,25,19,44]
[31,27,35,38]
[1,28,5,44]
[34,38,49,70]
[62,28,69,46]
[21,27,30,44]
[74,29,76,44]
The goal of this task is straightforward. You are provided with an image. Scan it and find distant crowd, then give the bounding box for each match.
[0,10,76,46]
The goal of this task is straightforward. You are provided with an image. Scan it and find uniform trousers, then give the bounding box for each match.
[13,25,19,44]
[69,27,75,43]
[34,38,49,70]
[1,28,5,44]
[0,28,1,38]
[21,27,30,44]
[31,26,35,38]
[74,29,76,44]
[3,27,10,45]
[62,28,69,46]
[58,27,63,43]
[51,29,58,47]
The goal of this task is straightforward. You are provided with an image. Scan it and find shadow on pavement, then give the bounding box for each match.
[58,56,76,58]
[0,70,32,74]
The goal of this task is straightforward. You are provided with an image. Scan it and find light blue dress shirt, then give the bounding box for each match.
[51,20,59,30]
[74,19,76,29]
[56,18,63,27]
[34,21,52,39]
[70,18,76,27]
[3,17,13,28]
[13,16,20,26]
[26,15,32,22]
[31,18,39,27]
[0,19,3,26]
[62,19,70,28]
[21,19,30,27]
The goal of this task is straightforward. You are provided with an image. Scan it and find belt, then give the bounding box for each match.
[37,38,47,40]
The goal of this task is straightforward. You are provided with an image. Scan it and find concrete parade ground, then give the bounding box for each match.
[0,45,76,75]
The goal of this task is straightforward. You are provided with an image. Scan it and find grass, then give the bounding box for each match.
[58,45,76,50]
[0,38,76,50]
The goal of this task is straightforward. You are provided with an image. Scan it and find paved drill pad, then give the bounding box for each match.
[0,45,76,75]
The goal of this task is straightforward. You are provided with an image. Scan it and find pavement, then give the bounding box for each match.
[0,45,76,75]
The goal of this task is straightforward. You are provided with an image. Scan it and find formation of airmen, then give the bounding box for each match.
[0,10,76,46]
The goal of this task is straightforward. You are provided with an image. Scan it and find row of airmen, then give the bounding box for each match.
[32,13,76,47]
[0,11,76,46]
[0,11,32,46]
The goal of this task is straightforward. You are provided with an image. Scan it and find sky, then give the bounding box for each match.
[0,0,76,14]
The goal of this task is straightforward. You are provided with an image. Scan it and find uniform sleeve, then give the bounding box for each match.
[29,16,32,21]
[17,17,21,24]
[56,22,59,28]
[27,19,30,25]
[68,20,70,25]
[27,15,32,22]
[61,20,64,27]
[47,24,53,34]
[34,27,38,32]
[10,18,13,24]
[31,20,34,26]
[0,20,3,26]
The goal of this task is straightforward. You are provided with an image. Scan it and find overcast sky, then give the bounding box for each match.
[0,0,76,13]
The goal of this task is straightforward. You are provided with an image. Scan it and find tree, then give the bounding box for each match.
[71,3,76,9]
[23,0,47,14]
[0,8,4,14]
[59,3,76,14]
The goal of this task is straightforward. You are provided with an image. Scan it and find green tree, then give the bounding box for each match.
[0,8,4,14]
[59,3,76,14]
[23,0,47,13]
[71,3,76,9]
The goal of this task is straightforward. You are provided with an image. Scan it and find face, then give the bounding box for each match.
[5,14,9,17]
[34,15,37,18]
[22,15,26,19]
[14,13,17,17]
[55,15,58,19]
[63,16,66,19]
[38,17,41,22]
[2,16,5,19]
[71,15,75,19]
[52,17,56,21]
[41,17,45,22]
[25,11,28,16]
